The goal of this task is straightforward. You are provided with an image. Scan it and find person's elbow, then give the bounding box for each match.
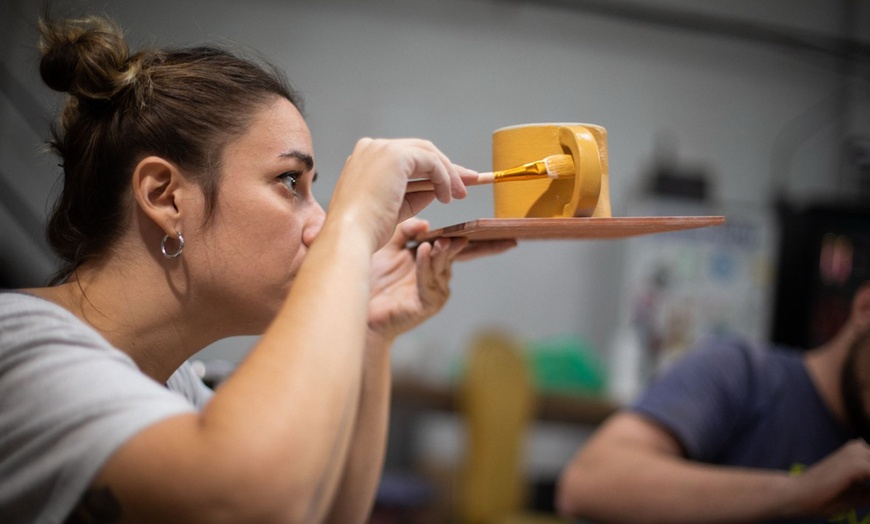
[553,437,623,519]
[555,462,589,518]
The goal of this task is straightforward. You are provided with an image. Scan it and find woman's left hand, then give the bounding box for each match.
[367,218,516,342]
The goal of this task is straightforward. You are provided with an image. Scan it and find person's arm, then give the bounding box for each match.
[556,412,870,524]
[321,331,393,524]
[85,139,470,524]
[323,219,516,523]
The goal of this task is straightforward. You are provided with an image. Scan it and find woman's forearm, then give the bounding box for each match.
[323,332,394,524]
[197,219,377,520]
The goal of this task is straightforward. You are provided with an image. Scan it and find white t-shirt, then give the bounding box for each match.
[0,291,213,523]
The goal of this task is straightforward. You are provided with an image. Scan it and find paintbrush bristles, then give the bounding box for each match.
[490,154,575,182]
[543,154,575,179]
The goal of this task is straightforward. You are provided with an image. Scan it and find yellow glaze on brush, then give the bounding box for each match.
[492,123,611,218]
[491,157,563,182]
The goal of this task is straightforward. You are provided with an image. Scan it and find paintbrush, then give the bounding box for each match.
[406,154,575,193]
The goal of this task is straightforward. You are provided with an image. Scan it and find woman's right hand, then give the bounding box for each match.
[327,138,471,251]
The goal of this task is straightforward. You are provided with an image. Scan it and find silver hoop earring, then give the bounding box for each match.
[161,232,184,259]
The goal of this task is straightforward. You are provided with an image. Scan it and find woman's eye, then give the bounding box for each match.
[278,172,299,194]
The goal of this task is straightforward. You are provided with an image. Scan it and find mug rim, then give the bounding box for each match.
[494,122,592,132]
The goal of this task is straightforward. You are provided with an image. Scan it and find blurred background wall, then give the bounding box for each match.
[2,0,869,518]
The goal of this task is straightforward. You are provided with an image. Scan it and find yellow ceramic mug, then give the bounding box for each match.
[492,123,611,218]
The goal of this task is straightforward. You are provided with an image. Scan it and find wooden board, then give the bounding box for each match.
[415,216,726,242]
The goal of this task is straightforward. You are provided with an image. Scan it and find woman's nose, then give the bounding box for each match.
[302,202,326,247]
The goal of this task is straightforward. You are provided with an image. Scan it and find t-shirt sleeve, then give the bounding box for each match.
[167,361,214,409]
[0,296,198,523]
[629,336,757,461]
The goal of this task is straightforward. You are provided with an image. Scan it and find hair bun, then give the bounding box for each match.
[38,15,131,100]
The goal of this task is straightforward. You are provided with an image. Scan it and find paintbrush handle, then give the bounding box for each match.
[406,154,574,193]
[406,172,496,193]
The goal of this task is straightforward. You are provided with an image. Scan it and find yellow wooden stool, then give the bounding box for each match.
[458,331,535,524]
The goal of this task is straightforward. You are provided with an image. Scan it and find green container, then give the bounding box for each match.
[526,335,606,396]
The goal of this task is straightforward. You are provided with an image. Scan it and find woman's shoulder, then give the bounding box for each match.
[0,289,129,365]
[1,288,70,312]
[0,289,90,334]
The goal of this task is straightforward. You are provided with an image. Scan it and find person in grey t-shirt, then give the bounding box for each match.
[2,11,514,524]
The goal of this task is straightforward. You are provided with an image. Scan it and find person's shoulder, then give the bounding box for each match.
[673,334,759,369]
[693,334,756,354]
[653,335,775,390]
[637,335,758,398]
[0,289,69,316]
[704,333,793,361]
[687,334,804,388]
[0,290,87,333]
[0,289,122,365]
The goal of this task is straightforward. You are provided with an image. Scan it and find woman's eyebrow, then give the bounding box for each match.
[279,150,314,171]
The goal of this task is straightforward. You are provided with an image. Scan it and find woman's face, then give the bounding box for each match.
[185,97,324,334]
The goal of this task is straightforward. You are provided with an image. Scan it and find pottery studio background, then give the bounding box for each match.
[2,0,869,510]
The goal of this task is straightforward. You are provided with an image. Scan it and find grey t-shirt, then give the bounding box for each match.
[0,292,213,523]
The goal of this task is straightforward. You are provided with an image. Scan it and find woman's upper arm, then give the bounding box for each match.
[84,412,293,524]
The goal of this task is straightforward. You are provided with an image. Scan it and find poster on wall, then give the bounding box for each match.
[609,197,777,401]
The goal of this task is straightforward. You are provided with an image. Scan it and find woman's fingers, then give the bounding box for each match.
[389,218,430,248]
[331,137,471,250]
[406,141,466,203]
[398,192,437,222]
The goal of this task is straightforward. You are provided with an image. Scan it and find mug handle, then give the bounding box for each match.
[559,125,611,218]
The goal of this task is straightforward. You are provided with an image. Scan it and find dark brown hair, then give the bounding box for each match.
[38,13,301,285]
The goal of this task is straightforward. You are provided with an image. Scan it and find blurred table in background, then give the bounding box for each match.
[391,376,620,425]
[379,376,620,523]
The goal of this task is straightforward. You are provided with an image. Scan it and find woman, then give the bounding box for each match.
[0,13,513,524]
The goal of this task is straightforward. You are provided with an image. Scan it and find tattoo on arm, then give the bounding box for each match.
[64,486,122,524]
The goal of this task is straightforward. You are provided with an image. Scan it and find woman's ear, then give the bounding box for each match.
[131,156,187,237]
